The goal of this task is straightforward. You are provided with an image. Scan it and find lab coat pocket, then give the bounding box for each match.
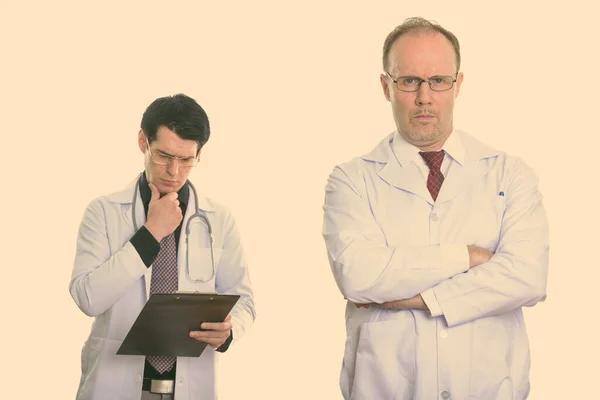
[463,195,505,251]
[80,336,100,377]
[352,314,416,400]
[77,336,110,399]
[468,315,513,399]
[186,247,222,283]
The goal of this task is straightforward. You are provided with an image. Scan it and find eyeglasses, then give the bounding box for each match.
[145,136,199,168]
[385,72,457,92]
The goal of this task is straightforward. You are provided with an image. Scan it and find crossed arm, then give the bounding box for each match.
[354,246,494,311]
[323,160,549,327]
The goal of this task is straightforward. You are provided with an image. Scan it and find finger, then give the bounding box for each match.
[373,301,394,309]
[189,330,230,340]
[201,320,233,331]
[190,330,229,338]
[166,192,178,201]
[189,335,226,348]
[224,313,232,322]
[374,301,405,310]
[148,182,160,202]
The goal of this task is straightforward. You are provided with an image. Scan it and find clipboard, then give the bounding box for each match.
[117,292,239,358]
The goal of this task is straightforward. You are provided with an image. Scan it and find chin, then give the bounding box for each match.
[156,180,182,194]
[416,125,443,139]
[406,129,435,142]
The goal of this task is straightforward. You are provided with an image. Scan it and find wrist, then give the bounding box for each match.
[143,222,164,243]
[412,294,428,310]
[467,245,484,268]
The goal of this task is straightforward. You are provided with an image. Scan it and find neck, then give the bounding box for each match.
[418,128,453,152]
[417,137,448,152]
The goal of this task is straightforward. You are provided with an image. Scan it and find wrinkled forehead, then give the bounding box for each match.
[387,32,457,76]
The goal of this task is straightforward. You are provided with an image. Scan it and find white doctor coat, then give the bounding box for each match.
[322,130,549,400]
[70,176,255,400]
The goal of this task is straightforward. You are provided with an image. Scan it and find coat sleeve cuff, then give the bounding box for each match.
[421,288,443,317]
[215,330,233,353]
[129,226,160,267]
[421,244,467,317]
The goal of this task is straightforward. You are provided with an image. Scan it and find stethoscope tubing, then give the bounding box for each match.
[132,173,216,283]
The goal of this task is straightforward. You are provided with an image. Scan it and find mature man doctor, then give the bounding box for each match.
[322,17,549,400]
[70,93,255,399]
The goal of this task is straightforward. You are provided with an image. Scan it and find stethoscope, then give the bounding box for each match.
[131,172,216,283]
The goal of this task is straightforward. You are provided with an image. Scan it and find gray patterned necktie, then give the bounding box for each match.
[146,233,178,373]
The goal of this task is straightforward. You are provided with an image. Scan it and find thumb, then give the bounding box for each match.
[148,182,160,202]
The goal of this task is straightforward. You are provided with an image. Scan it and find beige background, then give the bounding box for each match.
[1,1,597,399]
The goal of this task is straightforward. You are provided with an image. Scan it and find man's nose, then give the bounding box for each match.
[166,159,179,175]
[415,82,433,105]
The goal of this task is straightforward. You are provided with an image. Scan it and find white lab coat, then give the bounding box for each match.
[322,130,549,400]
[70,176,255,400]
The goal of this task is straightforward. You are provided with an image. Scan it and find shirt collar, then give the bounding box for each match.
[391,129,465,167]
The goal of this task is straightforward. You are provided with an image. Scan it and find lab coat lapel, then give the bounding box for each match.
[366,130,500,206]
[436,131,500,205]
[435,161,485,205]
[363,132,434,205]
[107,175,151,299]
[108,175,144,233]
[129,184,151,300]
[378,159,434,205]
[177,188,196,284]
[124,189,146,233]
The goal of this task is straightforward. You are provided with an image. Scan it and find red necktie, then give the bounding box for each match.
[419,150,445,201]
[146,233,178,373]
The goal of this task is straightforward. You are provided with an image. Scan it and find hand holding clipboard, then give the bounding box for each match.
[117,292,239,358]
[189,312,232,349]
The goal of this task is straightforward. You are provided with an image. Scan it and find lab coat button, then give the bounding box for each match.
[135,375,142,383]
[441,390,451,399]
[439,330,448,339]
[430,213,439,221]
[179,377,185,383]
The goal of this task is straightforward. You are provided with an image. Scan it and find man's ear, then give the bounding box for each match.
[380,74,392,101]
[137,130,147,153]
[454,72,464,98]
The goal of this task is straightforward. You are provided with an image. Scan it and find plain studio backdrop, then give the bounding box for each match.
[1,1,597,399]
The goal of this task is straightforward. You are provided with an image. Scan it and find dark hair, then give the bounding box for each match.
[141,93,210,151]
[382,17,461,73]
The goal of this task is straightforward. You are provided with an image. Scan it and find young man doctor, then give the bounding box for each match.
[70,93,255,400]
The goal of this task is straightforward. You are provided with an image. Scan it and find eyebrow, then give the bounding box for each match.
[399,74,449,78]
[155,148,196,159]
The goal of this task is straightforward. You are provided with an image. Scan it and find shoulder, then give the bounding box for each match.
[328,132,394,181]
[457,130,540,186]
[186,184,239,229]
[201,196,235,219]
[77,176,138,222]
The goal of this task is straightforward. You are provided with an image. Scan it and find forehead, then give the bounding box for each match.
[151,126,199,156]
[388,32,457,76]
